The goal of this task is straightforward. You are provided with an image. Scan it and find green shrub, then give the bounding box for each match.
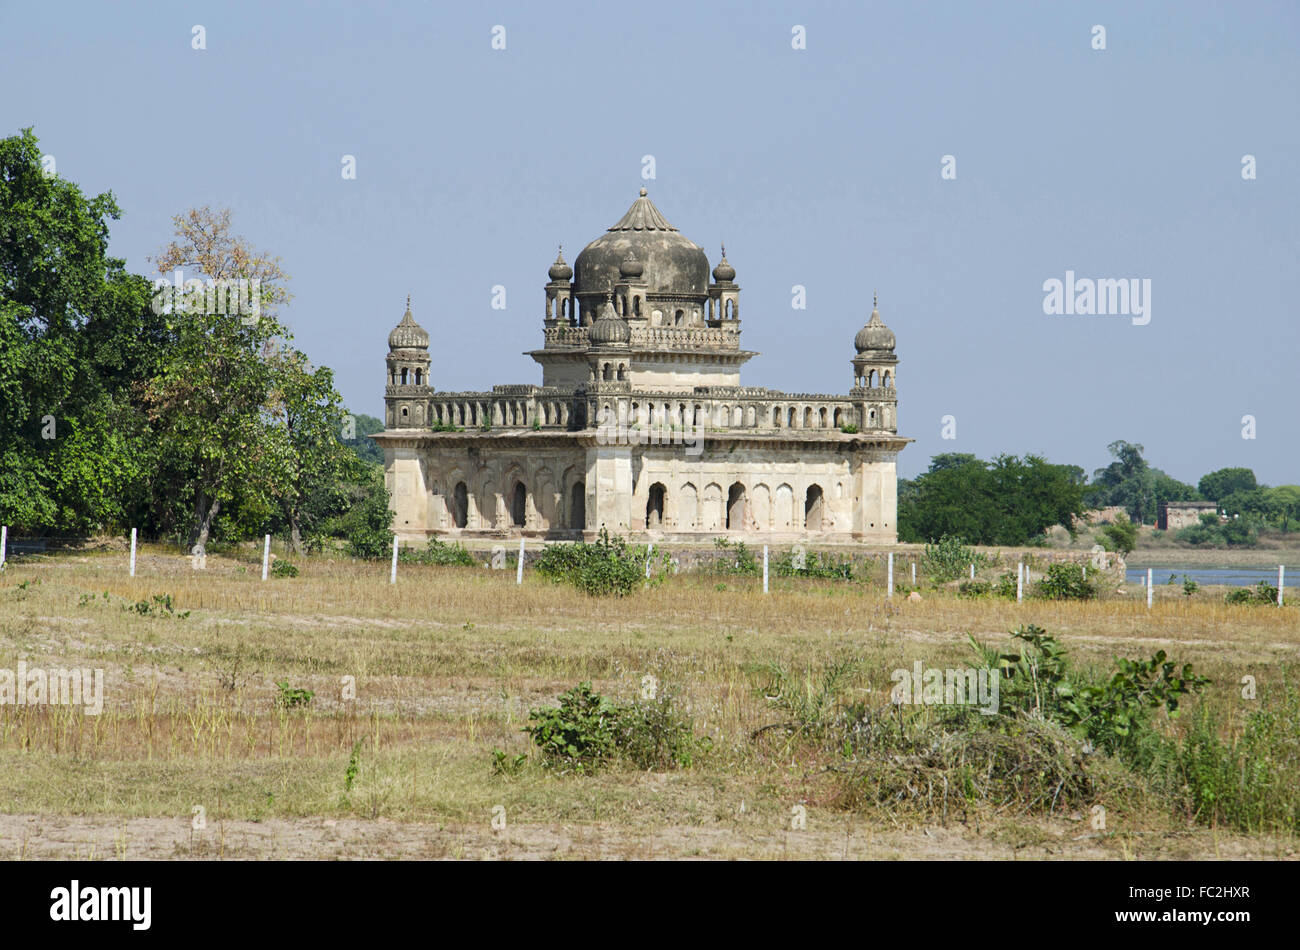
[921,535,985,582]
[1225,580,1278,605]
[957,579,992,598]
[1099,514,1138,555]
[772,548,856,580]
[275,680,314,708]
[710,537,760,576]
[122,593,190,619]
[533,528,655,596]
[839,424,859,434]
[968,625,1209,758]
[399,537,475,567]
[271,560,299,578]
[1034,562,1096,600]
[525,681,702,773]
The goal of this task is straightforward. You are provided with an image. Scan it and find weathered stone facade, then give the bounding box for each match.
[372,190,910,543]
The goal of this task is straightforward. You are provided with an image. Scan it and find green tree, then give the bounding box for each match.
[1197,467,1257,503]
[0,128,165,534]
[1100,513,1138,555]
[899,453,1085,545]
[1087,440,1156,524]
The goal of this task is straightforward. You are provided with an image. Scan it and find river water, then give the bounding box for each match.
[1125,567,1292,588]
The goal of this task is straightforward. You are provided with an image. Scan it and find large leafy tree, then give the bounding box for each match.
[899,453,1086,545]
[1197,467,1257,503]
[0,128,165,534]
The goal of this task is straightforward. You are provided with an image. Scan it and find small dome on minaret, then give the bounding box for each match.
[548,246,573,282]
[619,251,644,279]
[712,244,736,283]
[388,296,429,349]
[854,292,895,353]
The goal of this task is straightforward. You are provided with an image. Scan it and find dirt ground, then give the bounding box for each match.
[3,813,1294,861]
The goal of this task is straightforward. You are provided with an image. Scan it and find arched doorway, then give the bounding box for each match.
[647,483,666,528]
[511,483,527,527]
[727,482,747,530]
[452,482,468,529]
[805,485,824,531]
[569,482,585,531]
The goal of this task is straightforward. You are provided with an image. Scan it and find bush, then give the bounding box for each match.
[399,537,475,567]
[275,680,314,708]
[533,528,655,596]
[921,535,984,582]
[525,682,702,774]
[1225,580,1278,606]
[710,537,760,576]
[1034,562,1096,600]
[957,579,992,598]
[271,560,299,578]
[771,548,856,580]
[1099,514,1138,555]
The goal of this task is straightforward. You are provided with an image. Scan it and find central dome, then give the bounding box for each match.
[574,189,710,297]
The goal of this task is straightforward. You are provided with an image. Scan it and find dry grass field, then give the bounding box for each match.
[0,545,1296,860]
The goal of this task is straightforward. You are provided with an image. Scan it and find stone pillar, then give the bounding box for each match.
[586,443,632,534]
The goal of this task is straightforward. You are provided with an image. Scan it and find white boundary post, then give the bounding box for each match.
[887,552,894,598]
[1147,568,1153,609]
[129,528,137,577]
[390,536,399,584]
[969,563,975,580]
[1016,562,1023,603]
[646,543,653,580]
[1279,565,1285,606]
[911,562,916,585]
[262,534,271,581]
[516,537,525,585]
[0,525,6,571]
[762,545,769,594]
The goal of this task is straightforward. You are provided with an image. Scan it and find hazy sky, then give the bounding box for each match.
[4,0,1297,483]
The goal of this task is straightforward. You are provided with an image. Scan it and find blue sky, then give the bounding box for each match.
[3,0,1297,483]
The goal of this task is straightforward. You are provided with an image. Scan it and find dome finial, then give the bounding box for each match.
[639,186,647,197]
[406,294,411,311]
[873,289,878,309]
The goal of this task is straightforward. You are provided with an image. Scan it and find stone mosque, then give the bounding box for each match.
[373,188,909,543]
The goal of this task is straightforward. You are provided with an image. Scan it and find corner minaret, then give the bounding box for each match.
[386,296,431,428]
[707,243,740,327]
[851,292,898,431]
[544,247,574,328]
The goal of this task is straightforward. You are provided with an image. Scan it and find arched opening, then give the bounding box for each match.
[401,406,409,421]
[725,299,735,319]
[452,482,468,528]
[804,407,813,427]
[884,371,893,388]
[602,362,612,381]
[726,482,747,531]
[414,369,423,385]
[633,295,641,317]
[647,482,666,528]
[569,483,585,530]
[818,407,827,427]
[805,484,824,531]
[617,363,626,381]
[833,408,843,427]
[787,407,796,428]
[674,309,684,326]
[773,406,782,428]
[511,483,527,528]
[400,367,409,385]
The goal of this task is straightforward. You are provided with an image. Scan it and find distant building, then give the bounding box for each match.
[372,188,912,543]
[1158,500,1219,531]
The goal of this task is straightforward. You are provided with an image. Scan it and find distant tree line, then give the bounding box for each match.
[899,439,1298,547]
